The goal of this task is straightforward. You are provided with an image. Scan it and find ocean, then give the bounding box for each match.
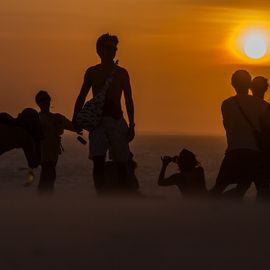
[0,134,257,197]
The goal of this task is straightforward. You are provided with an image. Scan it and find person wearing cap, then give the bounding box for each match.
[158,149,207,198]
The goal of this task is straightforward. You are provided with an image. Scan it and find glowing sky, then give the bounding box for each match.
[1,0,270,134]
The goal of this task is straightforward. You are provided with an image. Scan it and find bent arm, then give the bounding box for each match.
[158,163,179,186]
[60,115,76,132]
[72,69,92,123]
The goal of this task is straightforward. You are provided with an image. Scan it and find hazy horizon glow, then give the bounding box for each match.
[1,1,270,135]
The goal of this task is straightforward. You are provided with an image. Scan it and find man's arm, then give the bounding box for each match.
[122,70,135,141]
[72,69,92,126]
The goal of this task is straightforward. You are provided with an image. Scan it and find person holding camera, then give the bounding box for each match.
[158,149,207,198]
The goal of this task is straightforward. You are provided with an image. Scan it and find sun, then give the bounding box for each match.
[229,25,270,62]
[243,32,268,59]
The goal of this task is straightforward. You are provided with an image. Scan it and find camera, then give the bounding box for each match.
[163,155,179,163]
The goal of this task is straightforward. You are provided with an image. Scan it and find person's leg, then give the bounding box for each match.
[209,153,235,197]
[254,155,270,200]
[107,118,131,189]
[227,150,260,199]
[117,162,129,188]
[93,155,106,190]
[89,123,108,191]
[38,162,56,192]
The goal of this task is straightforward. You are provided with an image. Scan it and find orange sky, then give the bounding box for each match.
[1,0,270,134]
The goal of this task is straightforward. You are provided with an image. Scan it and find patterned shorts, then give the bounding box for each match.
[89,117,130,162]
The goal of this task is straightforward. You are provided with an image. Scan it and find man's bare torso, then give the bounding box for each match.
[85,64,128,119]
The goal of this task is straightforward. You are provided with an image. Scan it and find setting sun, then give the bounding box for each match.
[243,32,268,59]
[229,25,270,62]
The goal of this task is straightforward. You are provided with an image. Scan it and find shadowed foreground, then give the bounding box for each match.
[0,188,269,270]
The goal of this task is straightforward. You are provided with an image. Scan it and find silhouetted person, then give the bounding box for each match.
[35,91,75,193]
[158,149,207,198]
[250,76,270,199]
[0,108,43,180]
[251,76,268,99]
[210,70,269,199]
[104,152,139,191]
[72,33,135,192]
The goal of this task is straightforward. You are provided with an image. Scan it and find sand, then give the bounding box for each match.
[0,186,269,270]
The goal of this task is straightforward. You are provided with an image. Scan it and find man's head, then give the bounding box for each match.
[231,70,252,94]
[250,76,269,99]
[35,90,51,112]
[96,33,118,62]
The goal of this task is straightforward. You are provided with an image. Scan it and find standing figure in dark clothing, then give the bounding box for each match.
[35,91,76,192]
[0,108,43,184]
[72,33,135,192]
[210,70,269,199]
[158,149,207,198]
[250,76,270,199]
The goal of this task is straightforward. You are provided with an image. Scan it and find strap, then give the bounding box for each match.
[234,96,258,132]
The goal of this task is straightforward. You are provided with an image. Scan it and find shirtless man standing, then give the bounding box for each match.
[72,33,135,191]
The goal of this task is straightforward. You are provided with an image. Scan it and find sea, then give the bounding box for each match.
[0,134,258,198]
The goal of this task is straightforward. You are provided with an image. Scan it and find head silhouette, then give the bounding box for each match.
[35,90,51,112]
[231,70,252,94]
[177,149,199,171]
[250,76,269,99]
[96,33,118,63]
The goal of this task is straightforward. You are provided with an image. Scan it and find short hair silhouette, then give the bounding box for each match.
[96,33,119,57]
[178,149,199,171]
[231,70,252,93]
[250,76,268,97]
[35,90,51,105]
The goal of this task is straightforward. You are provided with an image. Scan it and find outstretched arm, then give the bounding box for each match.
[123,70,135,142]
[72,69,92,127]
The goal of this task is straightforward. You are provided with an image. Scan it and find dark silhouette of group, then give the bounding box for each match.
[1,33,270,200]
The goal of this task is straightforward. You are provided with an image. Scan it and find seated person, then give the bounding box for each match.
[0,108,43,184]
[158,149,207,198]
[104,152,139,191]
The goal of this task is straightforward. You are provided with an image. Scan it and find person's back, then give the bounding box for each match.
[178,166,206,194]
[222,94,268,152]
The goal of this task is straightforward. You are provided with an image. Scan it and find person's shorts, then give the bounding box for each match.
[89,117,130,162]
[216,149,261,185]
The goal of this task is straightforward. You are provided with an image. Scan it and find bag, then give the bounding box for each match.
[76,67,117,132]
[235,97,270,153]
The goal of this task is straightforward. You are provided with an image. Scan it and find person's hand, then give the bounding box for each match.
[72,119,83,135]
[127,125,135,142]
[161,156,172,166]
